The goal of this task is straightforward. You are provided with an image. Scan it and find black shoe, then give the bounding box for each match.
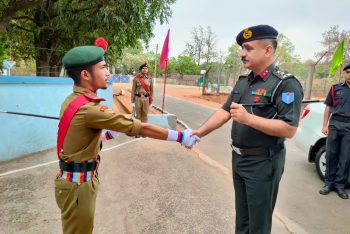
[335,188,349,199]
[319,185,333,195]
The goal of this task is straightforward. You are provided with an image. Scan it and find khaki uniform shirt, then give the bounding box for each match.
[131,74,153,103]
[59,86,141,162]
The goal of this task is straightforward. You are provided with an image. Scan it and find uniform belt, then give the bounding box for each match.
[231,143,284,156]
[331,115,350,123]
[59,159,97,172]
[136,93,149,97]
[59,156,100,183]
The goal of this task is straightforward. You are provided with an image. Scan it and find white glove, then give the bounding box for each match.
[180,129,200,148]
[101,130,120,141]
[132,103,135,108]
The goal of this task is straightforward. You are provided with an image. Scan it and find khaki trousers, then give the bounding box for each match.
[54,175,99,234]
[135,96,149,122]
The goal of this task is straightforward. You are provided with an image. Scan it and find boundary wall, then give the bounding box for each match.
[0,76,112,161]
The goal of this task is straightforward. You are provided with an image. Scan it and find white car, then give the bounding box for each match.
[295,102,350,185]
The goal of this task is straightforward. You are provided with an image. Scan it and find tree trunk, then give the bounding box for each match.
[304,64,315,100]
[202,67,211,95]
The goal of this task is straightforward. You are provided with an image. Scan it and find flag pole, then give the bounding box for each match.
[161,59,168,114]
[339,64,342,83]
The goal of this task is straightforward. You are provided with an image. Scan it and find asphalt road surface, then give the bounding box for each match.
[0,85,349,234]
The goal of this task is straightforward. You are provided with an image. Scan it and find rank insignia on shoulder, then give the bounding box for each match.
[281,92,294,104]
[100,105,109,112]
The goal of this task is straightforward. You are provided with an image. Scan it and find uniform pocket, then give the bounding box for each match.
[54,177,76,210]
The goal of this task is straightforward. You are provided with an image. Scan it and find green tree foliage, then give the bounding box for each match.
[224,44,242,84]
[275,34,307,80]
[317,25,350,65]
[173,55,199,75]
[0,0,42,31]
[0,0,176,76]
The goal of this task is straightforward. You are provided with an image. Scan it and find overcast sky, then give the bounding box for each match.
[148,0,348,62]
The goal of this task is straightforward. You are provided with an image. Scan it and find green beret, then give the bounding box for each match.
[63,46,105,68]
[236,25,278,46]
[139,63,148,71]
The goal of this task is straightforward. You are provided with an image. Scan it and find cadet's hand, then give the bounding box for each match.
[230,102,251,125]
[321,126,329,136]
[180,129,200,149]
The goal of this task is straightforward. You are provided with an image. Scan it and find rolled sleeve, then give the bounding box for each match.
[85,104,141,136]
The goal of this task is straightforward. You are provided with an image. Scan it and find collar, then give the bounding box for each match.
[249,63,275,82]
[73,86,97,97]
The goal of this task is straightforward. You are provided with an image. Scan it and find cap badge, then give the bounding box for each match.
[243,28,252,39]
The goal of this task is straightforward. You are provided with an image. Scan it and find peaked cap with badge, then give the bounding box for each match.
[236,24,278,46]
[63,46,105,69]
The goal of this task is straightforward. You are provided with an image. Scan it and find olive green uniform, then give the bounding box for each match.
[222,64,303,234]
[131,74,153,122]
[55,86,141,234]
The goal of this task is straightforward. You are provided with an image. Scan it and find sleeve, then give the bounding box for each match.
[324,86,333,106]
[221,91,235,113]
[274,78,304,127]
[131,78,137,103]
[85,104,141,136]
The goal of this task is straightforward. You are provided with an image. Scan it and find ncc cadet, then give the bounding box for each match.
[191,25,304,234]
[319,63,350,199]
[55,44,198,234]
[131,62,153,122]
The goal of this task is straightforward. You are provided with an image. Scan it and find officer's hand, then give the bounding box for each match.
[132,103,135,108]
[321,126,329,136]
[180,129,200,149]
[230,102,251,125]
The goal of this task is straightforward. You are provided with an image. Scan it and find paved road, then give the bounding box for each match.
[0,85,349,234]
[153,86,350,234]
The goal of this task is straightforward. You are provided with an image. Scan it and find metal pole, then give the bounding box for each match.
[0,110,59,120]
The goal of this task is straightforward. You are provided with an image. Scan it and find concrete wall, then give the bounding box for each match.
[0,76,112,161]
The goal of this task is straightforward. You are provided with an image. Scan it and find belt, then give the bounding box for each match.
[231,143,284,156]
[331,115,350,123]
[135,93,149,97]
[59,156,100,183]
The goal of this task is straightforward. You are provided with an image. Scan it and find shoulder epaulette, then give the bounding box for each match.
[238,73,249,80]
[272,67,295,80]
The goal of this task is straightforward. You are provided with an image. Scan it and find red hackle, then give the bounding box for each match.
[95,37,108,52]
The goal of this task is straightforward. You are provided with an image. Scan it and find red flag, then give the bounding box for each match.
[159,29,170,70]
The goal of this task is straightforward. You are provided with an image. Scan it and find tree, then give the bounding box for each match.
[0,0,176,76]
[184,26,217,66]
[173,55,199,76]
[224,44,242,85]
[202,26,217,64]
[316,25,350,64]
[0,0,42,31]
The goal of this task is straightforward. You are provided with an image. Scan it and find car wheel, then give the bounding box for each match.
[315,145,326,180]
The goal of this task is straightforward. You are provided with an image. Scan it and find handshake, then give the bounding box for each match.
[167,129,200,148]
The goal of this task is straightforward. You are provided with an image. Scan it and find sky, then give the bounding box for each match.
[148,0,349,62]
